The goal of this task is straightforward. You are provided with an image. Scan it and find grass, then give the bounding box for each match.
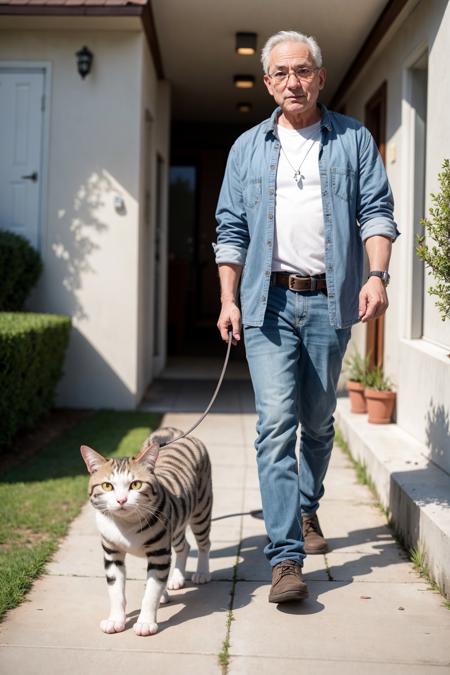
[410,546,450,609]
[0,410,161,621]
[334,426,450,609]
[218,539,241,673]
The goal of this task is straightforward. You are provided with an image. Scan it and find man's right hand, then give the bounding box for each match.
[217,301,241,345]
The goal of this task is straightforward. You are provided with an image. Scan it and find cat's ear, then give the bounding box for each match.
[133,440,159,470]
[80,445,107,474]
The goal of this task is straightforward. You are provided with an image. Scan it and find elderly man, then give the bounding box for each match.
[214,30,398,603]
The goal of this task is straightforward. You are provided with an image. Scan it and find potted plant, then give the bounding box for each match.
[364,366,396,424]
[344,347,370,413]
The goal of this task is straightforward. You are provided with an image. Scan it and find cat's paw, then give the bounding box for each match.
[100,618,126,634]
[167,569,185,590]
[191,571,211,584]
[133,621,158,636]
[160,590,170,604]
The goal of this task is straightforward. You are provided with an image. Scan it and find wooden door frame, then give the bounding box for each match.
[364,80,387,369]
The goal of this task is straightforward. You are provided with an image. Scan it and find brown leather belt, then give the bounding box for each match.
[271,272,327,292]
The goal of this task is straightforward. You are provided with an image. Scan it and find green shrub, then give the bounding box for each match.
[0,313,71,448]
[416,159,450,321]
[0,230,43,311]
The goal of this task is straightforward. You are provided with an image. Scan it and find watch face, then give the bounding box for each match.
[369,271,390,286]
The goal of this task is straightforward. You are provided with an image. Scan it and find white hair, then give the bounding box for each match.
[261,30,323,73]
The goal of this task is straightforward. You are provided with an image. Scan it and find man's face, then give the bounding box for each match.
[263,41,326,117]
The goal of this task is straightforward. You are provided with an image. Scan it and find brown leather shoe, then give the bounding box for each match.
[302,513,328,554]
[268,560,309,603]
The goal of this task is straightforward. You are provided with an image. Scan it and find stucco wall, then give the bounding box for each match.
[0,27,151,408]
[339,0,450,472]
[136,36,171,402]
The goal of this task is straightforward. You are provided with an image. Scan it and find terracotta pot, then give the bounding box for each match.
[364,388,396,424]
[347,380,367,413]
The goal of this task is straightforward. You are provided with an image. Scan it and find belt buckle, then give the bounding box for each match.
[288,274,308,292]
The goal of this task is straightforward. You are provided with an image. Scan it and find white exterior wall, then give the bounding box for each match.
[136,36,171,402]
[0,25,166,409]
[339,0,450,472]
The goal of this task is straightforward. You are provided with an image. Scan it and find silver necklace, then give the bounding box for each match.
[279,128,320,189]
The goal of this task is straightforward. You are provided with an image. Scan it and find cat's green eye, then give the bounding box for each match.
[101,482,113,491]
[130,480,142,490]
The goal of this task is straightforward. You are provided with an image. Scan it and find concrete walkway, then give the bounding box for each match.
[1,380,450,674]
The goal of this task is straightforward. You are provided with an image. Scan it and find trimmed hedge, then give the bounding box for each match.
[0,313,71,448]
[0,230,43,311]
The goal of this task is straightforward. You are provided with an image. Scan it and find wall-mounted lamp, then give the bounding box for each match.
[76,46,94,79]
[234,75,255,89]
[236,32,257,55]
[237,102,252,113]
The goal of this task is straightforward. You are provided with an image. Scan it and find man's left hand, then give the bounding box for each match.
[358,277,389,323]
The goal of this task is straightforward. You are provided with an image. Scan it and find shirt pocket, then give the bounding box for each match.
[331,167,356,201]
[243,178,262,208]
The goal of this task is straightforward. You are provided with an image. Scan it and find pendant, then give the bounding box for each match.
[294,170,304,188]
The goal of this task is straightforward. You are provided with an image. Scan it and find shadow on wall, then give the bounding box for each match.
[425,399,450,474]
[57,327,135,410]
[51,170,115,320]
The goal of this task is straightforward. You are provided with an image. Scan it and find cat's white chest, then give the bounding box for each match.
[95,512,145,557]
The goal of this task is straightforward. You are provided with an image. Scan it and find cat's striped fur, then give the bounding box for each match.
[80,427,212,636]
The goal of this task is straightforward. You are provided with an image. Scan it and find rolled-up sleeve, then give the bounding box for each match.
[357,129,400,242]
[213,143,250,265]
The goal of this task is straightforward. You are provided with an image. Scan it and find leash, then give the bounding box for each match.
[159,331,233,447]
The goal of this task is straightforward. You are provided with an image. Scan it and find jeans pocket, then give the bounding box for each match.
[331,167,356,201]
[243,178,262,208]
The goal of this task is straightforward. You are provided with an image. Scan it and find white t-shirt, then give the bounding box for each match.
[272,121,326,275]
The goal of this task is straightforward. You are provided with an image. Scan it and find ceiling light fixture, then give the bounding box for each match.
[237,102,252,113]
[236,32,257,55]
[234,75,255,89]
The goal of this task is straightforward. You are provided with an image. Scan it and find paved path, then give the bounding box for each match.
[1,390,450,674]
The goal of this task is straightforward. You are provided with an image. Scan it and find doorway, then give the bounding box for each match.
[364,81,387,370]
[0,66,46,249]
[167,121,248,359]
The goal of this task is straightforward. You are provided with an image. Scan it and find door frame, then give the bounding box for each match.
[0,61,52,252]
[364,80,387,370]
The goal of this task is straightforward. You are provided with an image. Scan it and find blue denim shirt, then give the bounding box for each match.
[213,103,399,328]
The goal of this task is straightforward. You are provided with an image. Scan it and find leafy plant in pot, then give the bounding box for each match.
[364,366,396,424]
[344,347,370,413]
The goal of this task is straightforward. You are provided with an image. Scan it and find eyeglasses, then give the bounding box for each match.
[268,66,319,85]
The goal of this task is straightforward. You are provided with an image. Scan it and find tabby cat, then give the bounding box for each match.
[80,427,212,636]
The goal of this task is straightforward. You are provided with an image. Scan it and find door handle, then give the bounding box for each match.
[21,171,38,182]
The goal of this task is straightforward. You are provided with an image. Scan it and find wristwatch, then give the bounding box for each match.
[368,270,390,286]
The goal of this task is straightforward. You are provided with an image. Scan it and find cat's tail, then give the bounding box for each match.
[149,427,185,447]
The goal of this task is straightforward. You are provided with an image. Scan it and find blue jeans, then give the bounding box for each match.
[244,285,351,567]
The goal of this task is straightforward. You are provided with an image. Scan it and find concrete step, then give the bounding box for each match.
[335,397,450,598]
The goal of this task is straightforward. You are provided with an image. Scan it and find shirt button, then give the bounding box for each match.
[269,188,274,195]
[265,270,270,276]
[261,297,266,302]
[268,213,273,220]
[270,164,275,170]
[267,240,272,245]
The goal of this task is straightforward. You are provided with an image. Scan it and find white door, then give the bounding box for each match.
[0,69,45,249]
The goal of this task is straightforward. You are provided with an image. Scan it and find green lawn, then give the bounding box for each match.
[0,410,161,621]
